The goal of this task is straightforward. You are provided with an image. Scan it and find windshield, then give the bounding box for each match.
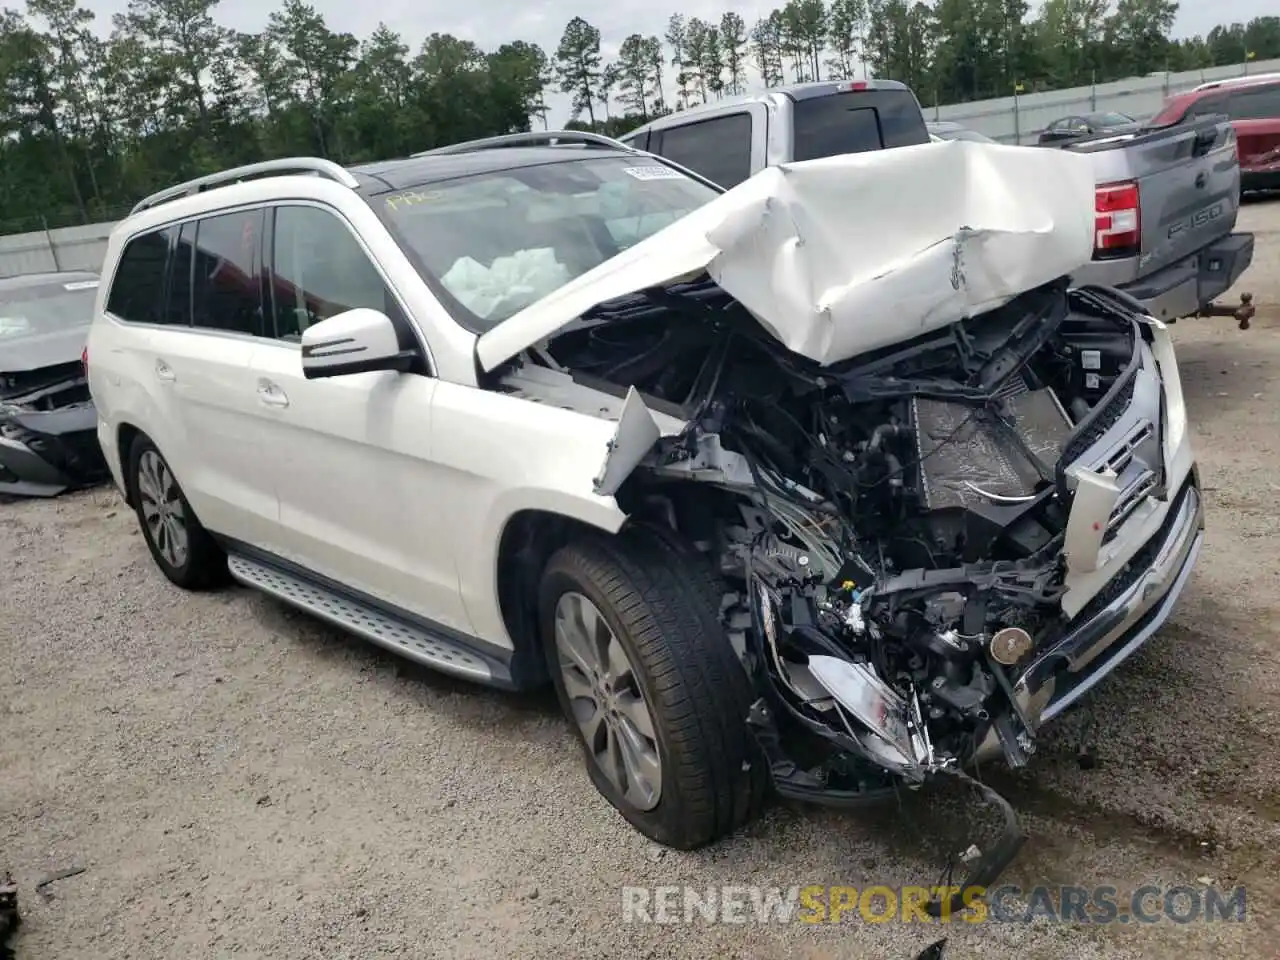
[0,280,98,341]
[377,156,721,330]
[792,90,930,162]
[1095,112,1135,126]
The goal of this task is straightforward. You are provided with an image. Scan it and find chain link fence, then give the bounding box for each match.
[933,57,1280,144]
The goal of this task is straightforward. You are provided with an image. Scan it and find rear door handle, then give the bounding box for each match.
[257,378,289,408]
[155,358,176,382]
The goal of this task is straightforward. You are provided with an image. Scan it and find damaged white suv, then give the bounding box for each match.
[88,133,1203,873]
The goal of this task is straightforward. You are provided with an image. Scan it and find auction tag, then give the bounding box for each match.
[622,165,686,181]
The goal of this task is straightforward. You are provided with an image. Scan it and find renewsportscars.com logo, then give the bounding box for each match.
[621,884,1247,925]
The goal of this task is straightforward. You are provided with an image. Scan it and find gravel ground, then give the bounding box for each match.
[4,199,1280,960]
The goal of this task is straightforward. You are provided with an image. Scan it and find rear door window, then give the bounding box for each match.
[791,90,929,161]
[190,210,267,336]
[651,114,752,187]
[1227,84,1280,120]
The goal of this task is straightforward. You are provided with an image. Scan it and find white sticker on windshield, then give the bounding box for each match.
[622,165,686,181]
[63,279,99,291]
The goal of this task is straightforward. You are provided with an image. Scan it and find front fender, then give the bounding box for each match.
[430,380,633,647]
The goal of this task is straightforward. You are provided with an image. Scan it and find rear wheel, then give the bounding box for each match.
[126,435,227,590]
[539,527,767,849]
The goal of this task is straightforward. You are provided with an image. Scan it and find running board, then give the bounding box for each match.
[226,553,505,686]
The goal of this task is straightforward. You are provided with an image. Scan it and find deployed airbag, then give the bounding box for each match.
[476,140,1098,371]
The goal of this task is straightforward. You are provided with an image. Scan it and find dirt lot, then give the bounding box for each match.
[4,200,1280,960]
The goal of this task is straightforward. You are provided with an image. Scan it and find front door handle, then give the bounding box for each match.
[257,378,289,408]
[155,358,176,382]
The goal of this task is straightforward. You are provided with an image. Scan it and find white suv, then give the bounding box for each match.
[87,133,1203,878]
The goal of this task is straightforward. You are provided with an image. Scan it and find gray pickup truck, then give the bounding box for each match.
[621,80,1255,327]
[1044,120,1255,328]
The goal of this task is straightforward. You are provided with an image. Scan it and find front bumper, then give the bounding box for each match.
[1116,233,1254,322]
[0,403,108,497]
[972,472,1203,763]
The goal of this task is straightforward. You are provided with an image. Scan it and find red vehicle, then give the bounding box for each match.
[1151,76,1280,192]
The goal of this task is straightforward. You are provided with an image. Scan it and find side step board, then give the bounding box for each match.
[226,553,508,686]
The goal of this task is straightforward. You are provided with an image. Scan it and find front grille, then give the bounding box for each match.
[1071,476,1194,626]
[1060,372,1136,466]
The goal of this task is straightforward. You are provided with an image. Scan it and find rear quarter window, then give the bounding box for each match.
[106,227,175,325]
[651,114,753,187]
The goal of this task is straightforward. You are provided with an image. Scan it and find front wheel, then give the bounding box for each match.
[539,528,766,849]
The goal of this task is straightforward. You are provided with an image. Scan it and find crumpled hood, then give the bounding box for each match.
[0,325,91,375]
[476,139,1097,372]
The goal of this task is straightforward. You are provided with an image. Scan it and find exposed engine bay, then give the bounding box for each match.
[503,274,1156,766]
[497,274,1168,902]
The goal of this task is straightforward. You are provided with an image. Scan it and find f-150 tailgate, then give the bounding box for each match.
[1068,117,1240,279]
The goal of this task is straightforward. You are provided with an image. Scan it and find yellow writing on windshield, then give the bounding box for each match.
[384,189,443,211]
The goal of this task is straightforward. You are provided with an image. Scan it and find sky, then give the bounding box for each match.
[80,0,1275,124]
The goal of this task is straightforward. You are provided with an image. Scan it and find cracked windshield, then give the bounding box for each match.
[378,156,720,329]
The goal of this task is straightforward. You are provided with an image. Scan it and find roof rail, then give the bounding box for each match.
[130,157,360,215]
[411,130,634,158]
[1193,71,1280,92]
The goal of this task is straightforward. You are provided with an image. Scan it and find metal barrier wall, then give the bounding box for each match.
[931,57,1280,144]
[0,220,119,279]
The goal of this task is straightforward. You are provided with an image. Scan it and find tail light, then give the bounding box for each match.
[1094,181,1140,257]
[81,345,89,379]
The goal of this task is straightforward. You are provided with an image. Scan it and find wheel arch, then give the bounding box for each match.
[490,504,626,687]
[115,421,146,507]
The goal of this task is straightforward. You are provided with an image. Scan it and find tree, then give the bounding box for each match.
[826,0,867,79]
[698,21,725,99]
[1106,0,1180,76]
[489,41,550,133]
[751,13,786,89]
[665,14,691,109]
[615,33,652,118]
[267,0,357,157]
[599,61,619,118]
[720,13,747,95]
[555,16,602,124]
[642,36,666,112]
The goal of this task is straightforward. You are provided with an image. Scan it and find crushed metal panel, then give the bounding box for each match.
[592,386,662,497]
[476,140,1098,372]
[1062,467,1122,574]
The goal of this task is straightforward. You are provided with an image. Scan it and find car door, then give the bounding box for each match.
[1227,83,1280,179]
[141,209,279,547]
[247,202,472,635]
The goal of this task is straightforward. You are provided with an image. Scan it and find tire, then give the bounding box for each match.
[125,434,228,590]
[539,526,768,849]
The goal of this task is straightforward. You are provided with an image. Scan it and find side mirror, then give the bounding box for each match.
[300,308,416,380]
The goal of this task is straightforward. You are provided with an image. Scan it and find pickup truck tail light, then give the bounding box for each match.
[1094,181,1141,258]
[81,345,89,379]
